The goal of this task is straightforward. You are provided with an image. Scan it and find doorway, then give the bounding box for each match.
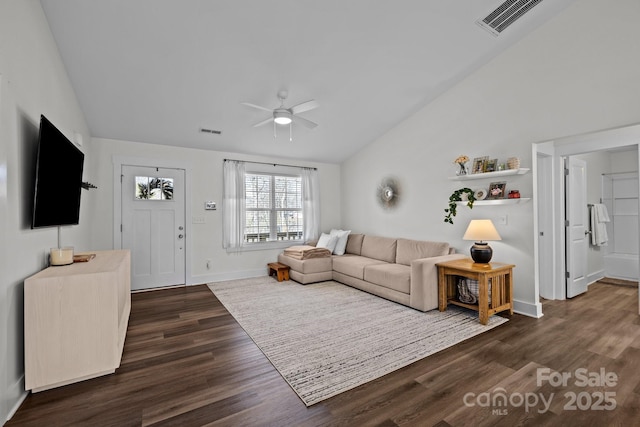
[533,124,640,314]
[113,156,192,291]
[122,165,185,290]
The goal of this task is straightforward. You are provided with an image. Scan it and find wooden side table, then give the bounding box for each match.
[268,262,290,282]
[437,258,514,325]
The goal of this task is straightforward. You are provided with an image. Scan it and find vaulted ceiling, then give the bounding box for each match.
[40,0,575,163]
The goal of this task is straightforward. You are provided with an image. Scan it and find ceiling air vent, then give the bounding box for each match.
[477,0,544,36]
[200,128,222,135]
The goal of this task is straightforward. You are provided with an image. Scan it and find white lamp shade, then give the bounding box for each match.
[463,219,502,242]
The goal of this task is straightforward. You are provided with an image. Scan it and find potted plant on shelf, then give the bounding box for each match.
[444,188,475,224]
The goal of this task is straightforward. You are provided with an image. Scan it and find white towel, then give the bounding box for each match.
[590,203,610,246]
[595,203,610,222]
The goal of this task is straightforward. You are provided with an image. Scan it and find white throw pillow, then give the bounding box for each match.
[316,232,338,253]
[330,229,351,256]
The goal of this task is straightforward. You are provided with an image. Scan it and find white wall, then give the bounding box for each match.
[90,138,342,284]
[341,0,640,316]
[610,150,639,174]
[0,0,93,422]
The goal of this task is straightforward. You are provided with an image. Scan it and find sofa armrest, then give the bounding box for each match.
[409,253,467,311]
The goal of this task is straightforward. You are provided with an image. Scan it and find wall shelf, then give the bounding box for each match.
[456,198,531,206]
[449,168,530,181]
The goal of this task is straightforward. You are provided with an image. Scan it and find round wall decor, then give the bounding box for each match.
[474,188,487,200]
[377,177,400,209]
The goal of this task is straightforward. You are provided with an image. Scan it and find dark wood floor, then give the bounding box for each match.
[7,280,640,426]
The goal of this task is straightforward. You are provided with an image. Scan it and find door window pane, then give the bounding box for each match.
[135,176,174,200]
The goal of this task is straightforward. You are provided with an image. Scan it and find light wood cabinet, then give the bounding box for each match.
[24,250,131,392]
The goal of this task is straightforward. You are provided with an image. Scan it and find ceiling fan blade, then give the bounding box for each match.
[292,115,318,129]
[252,116,273,127]
[241,102,273,113]
[290,100,319,115]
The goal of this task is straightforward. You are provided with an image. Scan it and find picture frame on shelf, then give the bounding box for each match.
[472,156,488,174]
[484,159,498,173]
[488,181,507,199]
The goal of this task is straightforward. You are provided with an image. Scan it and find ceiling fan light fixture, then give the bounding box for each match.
[273,111,292,125]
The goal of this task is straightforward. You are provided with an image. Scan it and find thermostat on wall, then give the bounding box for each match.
[205,201,217,210]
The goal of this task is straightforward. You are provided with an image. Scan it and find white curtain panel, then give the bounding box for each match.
[302,168,320,242]
[222,160,246,250]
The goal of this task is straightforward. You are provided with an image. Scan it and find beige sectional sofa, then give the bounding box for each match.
[278,233,466,312]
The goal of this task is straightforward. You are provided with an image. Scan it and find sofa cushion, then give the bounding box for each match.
[360,235,397,263]
[395,239,450,266]
[316,232,338,253]
[345,233,364,255]
[278,253,332,274]
[330,229,351,256]
[332,255,388,280]
[364,263,411,294]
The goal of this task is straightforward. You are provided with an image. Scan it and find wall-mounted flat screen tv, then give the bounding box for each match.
[31,115,84,228]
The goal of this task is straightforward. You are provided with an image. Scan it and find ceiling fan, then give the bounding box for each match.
[242,90,318,140]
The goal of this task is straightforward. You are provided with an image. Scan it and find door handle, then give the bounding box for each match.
[585,230,592,235]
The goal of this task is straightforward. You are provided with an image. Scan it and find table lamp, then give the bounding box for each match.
[463,219,501,263]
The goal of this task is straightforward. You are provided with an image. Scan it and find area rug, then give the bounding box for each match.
[207,277,508,406]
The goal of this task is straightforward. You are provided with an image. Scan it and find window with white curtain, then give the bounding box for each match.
[244,173,303,243]
[223,160,319,250]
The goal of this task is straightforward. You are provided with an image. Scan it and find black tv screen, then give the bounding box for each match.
[32,115,84,228]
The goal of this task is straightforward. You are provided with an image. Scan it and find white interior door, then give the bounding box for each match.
[121,165,185,290]
[537,153,555,299]
[566,157,589,298]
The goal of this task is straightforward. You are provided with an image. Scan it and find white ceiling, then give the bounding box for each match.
[40,0,575,164]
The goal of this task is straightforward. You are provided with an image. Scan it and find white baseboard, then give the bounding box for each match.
[5,375,27,423]
[587,270,605,286]
[513,299,543,318]
[188,268,266,285]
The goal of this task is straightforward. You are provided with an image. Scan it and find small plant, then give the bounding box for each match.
[444,188,475,224]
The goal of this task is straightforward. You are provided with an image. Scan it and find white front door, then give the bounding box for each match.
[121,165,186,290]
[565,157,589,298]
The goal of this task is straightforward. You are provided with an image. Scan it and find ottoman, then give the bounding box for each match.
[277,253,333,284]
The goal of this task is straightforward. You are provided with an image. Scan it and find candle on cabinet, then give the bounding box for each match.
[50,247,74,266]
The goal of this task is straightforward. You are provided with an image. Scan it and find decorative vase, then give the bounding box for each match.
[507,157,520,170]
[456,162,468,176]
